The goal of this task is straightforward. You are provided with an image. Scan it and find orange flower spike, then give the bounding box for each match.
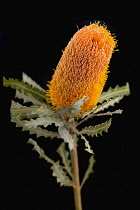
[46,23,117,112]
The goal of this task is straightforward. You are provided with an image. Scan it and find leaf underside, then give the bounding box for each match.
[25,115,63,128]
[58,126,74,150]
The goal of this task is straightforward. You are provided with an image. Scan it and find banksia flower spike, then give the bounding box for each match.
[46,22,117,112]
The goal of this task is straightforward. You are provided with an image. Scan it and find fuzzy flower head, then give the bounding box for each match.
[46,22,117,112]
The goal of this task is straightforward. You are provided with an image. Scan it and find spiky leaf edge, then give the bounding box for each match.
[57,142,72,178]
[3,77,46,103]
[80,118,112,137]
[28,138,74,187]
[81,155,96,189]
[11,115,60,139]
[98,82,130,103]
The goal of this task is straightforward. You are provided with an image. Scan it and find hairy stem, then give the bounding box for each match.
[69,120,82,210]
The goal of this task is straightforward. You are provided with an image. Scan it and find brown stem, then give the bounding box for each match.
[69,120,82,210]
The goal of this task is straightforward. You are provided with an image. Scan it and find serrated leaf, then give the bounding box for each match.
[3,77,46,103]
[11,115,60,139]
[80,106,97,119]
[11,100,23,108]
[55,105,76,116]
[25,115,63,128]
[80,133,93,154]
[70,97,89,118]
[80,118,112,137]
[27,138,54,164]
[99,83,130,103]
[76,97,123,127]
[28,139,74,187]
[24,126,60,139]
[74,96,89,107]
[15,90,47,106]
[94,109,123,116]
[32,106,54,117]
[81,155,96,189]
[94,96,124,114]
[11,115,24,127]
[22,72,46,93]
[76,129,93,153]
[11,99,53,119]
[58,126,74,150]
[57,142,72,177]
[51,161,75,187]
[11,101,39,117]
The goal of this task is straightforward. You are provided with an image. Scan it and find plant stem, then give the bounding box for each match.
[69,120,82,210]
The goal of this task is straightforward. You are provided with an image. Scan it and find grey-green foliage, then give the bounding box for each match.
[28,138,75,187]
[3,73,130,188]
[3,77,46,103]
[98,82,130,103]
[80,118,112,137]
[57,142,72,177]
[81,155,96,189]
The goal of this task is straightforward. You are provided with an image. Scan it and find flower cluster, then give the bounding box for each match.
[46,22,117,112]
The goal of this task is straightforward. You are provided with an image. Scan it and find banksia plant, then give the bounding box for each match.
[3,23,130,210]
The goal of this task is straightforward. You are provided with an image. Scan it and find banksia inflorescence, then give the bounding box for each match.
[46,22,117,112]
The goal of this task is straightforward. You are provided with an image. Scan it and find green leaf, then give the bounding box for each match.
[81,155,96,189]
[3,77,46,103]
[28,138,74,187]
[94,109,123,117]
[57,142,72,177]
[80,107,97,119]
[55,99,89,117]
[80,118,112,137]
[76,129,93,153]
[58,126,74,150]
[11,101,39,117]
[11,115,60,139]
[94,96,124,114]
[11,115,25,127]
[80,133,93,154]
[55,105,76,116]
[27,138,54,164]
[70,97,89,118]
[74,96,89,107]
[25,116,63,128]
[51,161,75,187]
[76,96,123,127]
[31,106,54,116]
[22,72,46,93]
[11,101,53,120]
[15,90,47,106]
[24,126,60,139]
[98,83,130,103]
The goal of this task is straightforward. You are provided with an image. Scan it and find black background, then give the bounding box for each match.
[0,14,139,210]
